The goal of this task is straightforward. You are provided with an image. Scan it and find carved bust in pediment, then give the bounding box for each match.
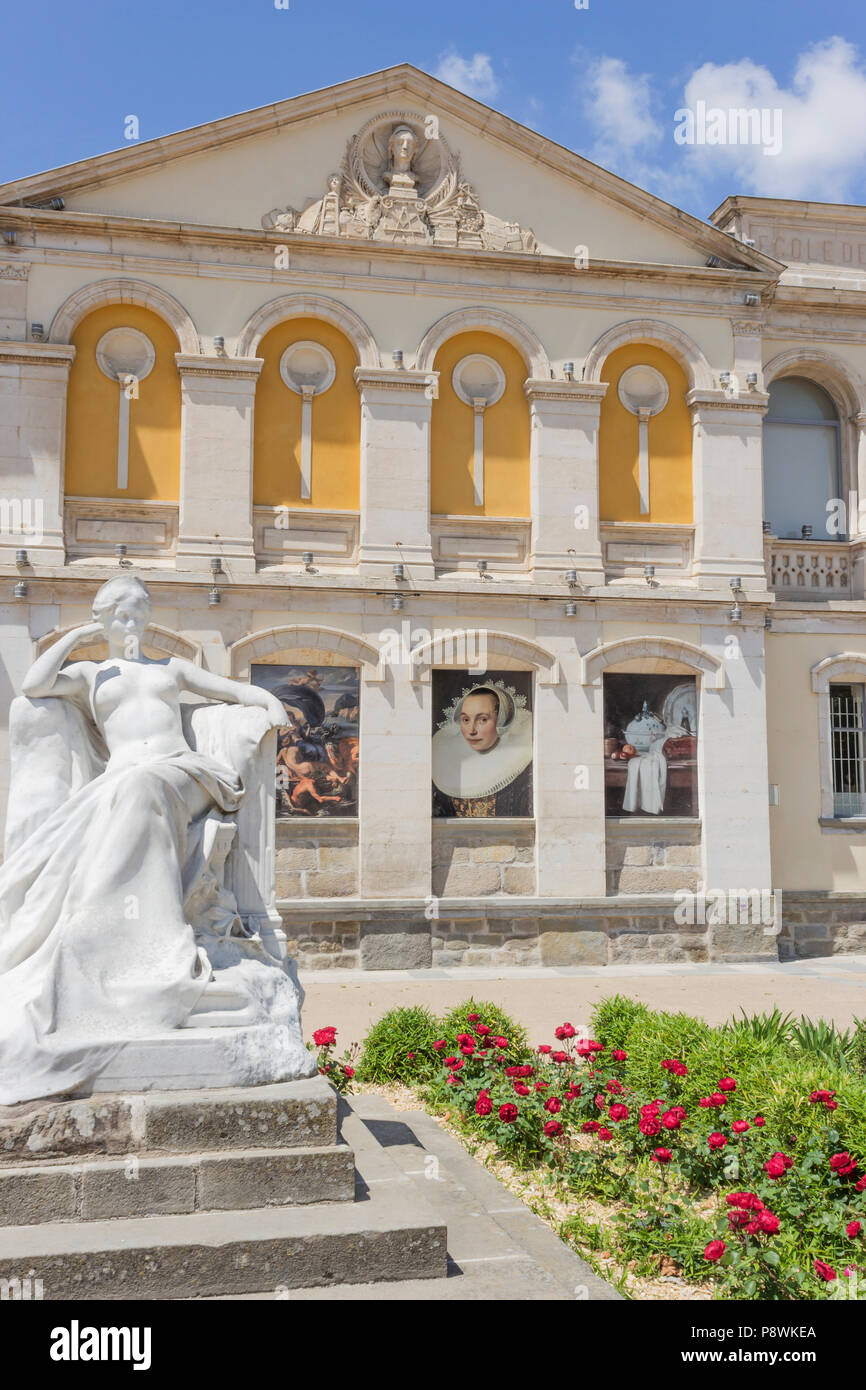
[263,111,538,254]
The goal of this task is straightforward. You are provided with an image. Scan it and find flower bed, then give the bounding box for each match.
[312,995,866,1300]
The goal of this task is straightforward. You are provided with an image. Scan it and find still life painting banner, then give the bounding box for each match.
[603,673,698,817]
[251,664,359,818]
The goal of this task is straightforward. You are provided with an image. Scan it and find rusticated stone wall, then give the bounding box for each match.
[275,820,359,898]
[605,818,702,895]
[432,820,536,897]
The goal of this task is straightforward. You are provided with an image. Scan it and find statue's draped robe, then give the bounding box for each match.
[0,697,246,1105]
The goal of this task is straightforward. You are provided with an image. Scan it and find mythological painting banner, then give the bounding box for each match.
[603,673,698,818]
[432,669,533,818]
[251,664,359,818]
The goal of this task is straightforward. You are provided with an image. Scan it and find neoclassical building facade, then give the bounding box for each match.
[2,64,866,968]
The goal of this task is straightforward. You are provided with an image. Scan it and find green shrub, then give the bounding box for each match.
[439,997,531,1058]
[591,993,650,1051]
[356,1005,442,1084]
[851,1018,866,1075]
[720,1006,794,1048]
[789,1015,856,1070]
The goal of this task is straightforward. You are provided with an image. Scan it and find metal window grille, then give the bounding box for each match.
[831,683,866,816]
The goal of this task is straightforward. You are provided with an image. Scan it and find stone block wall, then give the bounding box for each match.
[274,820,359,898]
[605,818,702,895]
[431,820,536,897]
[778,893,866,959]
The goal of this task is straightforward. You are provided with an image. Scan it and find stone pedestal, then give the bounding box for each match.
[355,367,436,580]
[175,355,262,574]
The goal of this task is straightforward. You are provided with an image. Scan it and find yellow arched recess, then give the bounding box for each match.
[254,318,359,510]
[431,331,530,517]
[65,305,181,501]
[599,344,693,524]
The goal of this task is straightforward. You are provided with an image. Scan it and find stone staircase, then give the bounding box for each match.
[0,1077,447,1299]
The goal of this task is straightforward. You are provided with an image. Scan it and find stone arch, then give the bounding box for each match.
[409,629,560,685]
[580,636,724,689]
[762,348,866,420]
[49,278,199,354]
[811,652,866,694]
[36,622,202,664]
[229,625,384,680]
[583,319,714,391]
[236,294,379,365]
[415,307,550,379]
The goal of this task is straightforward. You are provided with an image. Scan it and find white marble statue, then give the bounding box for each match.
[0,575,316,1105]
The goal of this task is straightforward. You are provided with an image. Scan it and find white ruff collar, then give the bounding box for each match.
[432,708,533,799]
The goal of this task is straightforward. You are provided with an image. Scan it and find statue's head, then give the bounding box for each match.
[92,574,152,647]
[387,124,417,170]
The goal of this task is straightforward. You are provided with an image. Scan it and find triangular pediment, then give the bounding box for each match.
[0,65,779,274]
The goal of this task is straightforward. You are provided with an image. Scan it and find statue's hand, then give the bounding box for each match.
[73,621,105,641]
[264,695,290,729]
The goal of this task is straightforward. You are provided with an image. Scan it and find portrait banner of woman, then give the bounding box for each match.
[432,670,533,818]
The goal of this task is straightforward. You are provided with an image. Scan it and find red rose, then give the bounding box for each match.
[407,1052,415,1060]
[594,1093,607,1110]
[708,1132,727,1150]
[467,1013,480,1023]
[312,1027,337,1047]
[582,1121,600,1133]
[651,1148,673,1163]
[505,1065,534,1078]
[566,1084,583,1099]
[344,1066,355,1078]
[535,1080,550,1092]
[814,1259,837,1282]
[606,1079,623,1094]
[732,1121,750,1134]
[758,1210,780,1234]
[611,1050,628,1061]
[753,1114,765,1127]
[641,1102,661,1118]
[552,1051,568,1064]
[544,1097,562,1114]
[476,1024,491,1036]
[728,1209,751,1229]
[576,1039,604,1057]
[476,1096,493,1116]
[830,1152,858,1177]
[514,1083,530,1096]
[857,1176,866,1193]
[499,1103,518,1123]
[718,1077,737,1091]
[456,1033,474,1046]
[726,1192,763,1211]
[609,1103,630,1122]
[493,1036,509,1049]
[662,1059,687,1076]
[704,1241,726,1262]
[597,1127,613,1142]
[446,1075,462,1086]
[639,1117,661,1137]
[846,1221,862,1238]
[433,1040,446,1051]
[661,1110,682,1131]
[543,1120,564,1137]
[444,1057,464,1070]
[537,1044,552,1054]
[555,1023,577,1040]
[763,1152,793,1179]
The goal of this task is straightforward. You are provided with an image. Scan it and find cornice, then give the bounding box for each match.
[0,261,29,280]
[174,353,262,378]
[686,388,770,413]
[353,366,436,392]
[0,341,76,368]
[523,378,608,403]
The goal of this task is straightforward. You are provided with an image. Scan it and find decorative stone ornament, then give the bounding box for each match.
[452,355,506,505]
[279,341,336,500]
[617,364,669,515]
[262,111,539,254]
[95,327,155,489]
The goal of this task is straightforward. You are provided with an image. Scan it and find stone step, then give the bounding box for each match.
[0,1144,356,1226]
[0,1186,447,1298]
[0,1076,335,1165]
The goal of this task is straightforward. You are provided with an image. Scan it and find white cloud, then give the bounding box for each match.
[583,56,663,158]
[679,37,866,200]
[434,51,499,102]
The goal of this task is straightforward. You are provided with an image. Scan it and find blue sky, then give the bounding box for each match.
[2,0,865,218]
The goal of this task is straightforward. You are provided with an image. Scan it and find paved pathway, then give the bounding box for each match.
[300,956,866,1048]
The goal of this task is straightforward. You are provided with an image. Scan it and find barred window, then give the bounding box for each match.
[830,683,866,817]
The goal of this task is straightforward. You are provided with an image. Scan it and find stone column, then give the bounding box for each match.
[175,355,262,574]
[355,367,436,581]
[688,390,769,592]
[852,413,866,535]
[537,632,607,897]
[698,619,773,898]
[524,380,607,585]
[358,661,432,900]
[0,343,74,565]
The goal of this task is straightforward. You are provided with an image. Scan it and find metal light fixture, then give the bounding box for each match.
[302,551,314,572]
[392,350,404,369]
[563,361,575,381]
[115,543,131,567]
[565,568,578,586]
[729,603,742,623]
[208,586,221,606]
[2,229,16,246]
[392,562,405,580]
[730,577,742,593]
[706,255,722,268]
[13,580,28,599]
[30,323,45,342]
[746,372,758,388]
[762,520,773,535]
[391,593,405,612]
[744,292,760,307]
[210,557,223,574]
[764,614,773,630]
[719,371,731,389]
[801,524,813,540]
[644,564,655,584]
[565,600,578,617]
[15,549,28,567]
[213,335,226,356]
[476,559,488,577]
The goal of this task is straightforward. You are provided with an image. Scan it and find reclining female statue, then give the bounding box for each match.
[0,574,314,1105]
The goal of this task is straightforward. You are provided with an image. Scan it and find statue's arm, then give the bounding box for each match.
[21,623,102,700]
[174,660,288,727]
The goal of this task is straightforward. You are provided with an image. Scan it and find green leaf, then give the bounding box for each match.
[763,1250,780,1267]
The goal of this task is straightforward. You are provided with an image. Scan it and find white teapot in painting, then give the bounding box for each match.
[624,701,666,753]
